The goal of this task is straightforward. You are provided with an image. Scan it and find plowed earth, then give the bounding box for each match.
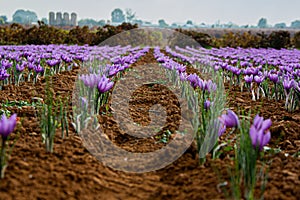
[0,50,299,200]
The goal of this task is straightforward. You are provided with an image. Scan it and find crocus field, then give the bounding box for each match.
[0,43,299,200]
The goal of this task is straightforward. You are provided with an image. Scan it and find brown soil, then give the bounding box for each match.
[0,50,299,200]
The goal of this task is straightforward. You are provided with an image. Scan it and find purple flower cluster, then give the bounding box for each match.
[0,45,139,85]
[79,47,149,94]
[154,47,217,94]
[168,46,300,111]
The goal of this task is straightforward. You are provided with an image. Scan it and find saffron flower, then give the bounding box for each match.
[1,60,12,69]
[16,63,25,72]
[254,75,264,85]
[179,72,188,81]
[175,63,186,73]
[34,64,44,73]
[220,109,239,128]
[283,78,294,93]
[0,113,17,139]
[187,73,202,89]
[244,75,253,84]
[79,73,100,88]
[97,75,114,93]
[0,68,10,81]
[249,114,271,151]
[268,73,279,83]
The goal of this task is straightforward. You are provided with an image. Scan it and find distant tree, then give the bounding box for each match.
[41,17,48,25]
[0,18,4,25]
[171,23,178,28]
[257,18,268,28]
[0,15,7,23]
[199,22,207,27]
[78,19,98,27]
[226,22,233,28]
[274,22,286,29]
[125,8,136,23]
[269,30,291,49]
[13,16,23,24]
[12,9,38,24]
[132,19,143,26]
[294,31,300,48]
[186,20,193,25]
[291,20,300,29]
[158,19,168,27]
[111,8,125,23]
[97,20,106,27]
[241,24,249,28]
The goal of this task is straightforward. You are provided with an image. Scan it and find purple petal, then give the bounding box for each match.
[253,114,263,129]
[249,125,258,147]
[261,119,272,131]
[260,130,271,149]
[105,82,114,92]
[225,110,239,128]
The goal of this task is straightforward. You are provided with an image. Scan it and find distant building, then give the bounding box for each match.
[49,12,55,25]
[63,12,70,26]
[48,11,77,26]
[56,12,62,26]
[70,12,77,26]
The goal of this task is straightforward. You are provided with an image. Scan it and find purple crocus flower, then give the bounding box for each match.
[156,56,166,63]
[231,67,241,75]
[249,114,272,151]
[187,73,202,89]
[283,78,294,93]
[16,63,25,72]
[240,61,249,67]
[46,59,60,67]
[254,75,264,85]
[61,54,72,63]
[175,63,186,73]
[179,72,188,81]
[244,75,253,84]
[34,64,44,73]
[97,75,114,93]
[0,68,10,81]
[107,64,119,77]
[27,55,34,63]
[1,60,12,69]
[27,63,35,70]
[252,114,272,131]
[220,109,239,128]
[214,65,221,71]
[268,73,279,83]
[220,62,227,69]
[79,73,100,88]
[0,114,17,139]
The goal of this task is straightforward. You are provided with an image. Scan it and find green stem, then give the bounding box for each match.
[0,137,7,179]
[95,92,100,114]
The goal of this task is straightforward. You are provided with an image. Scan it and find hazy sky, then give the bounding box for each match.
[0,0,299,25]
